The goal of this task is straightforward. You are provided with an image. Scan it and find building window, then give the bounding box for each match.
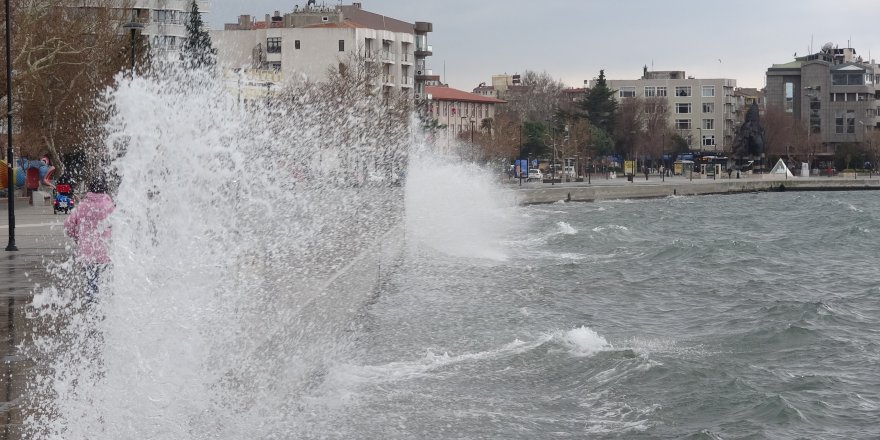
[339,40,345,52]
[675,103,692,114]
[656,86,667,97]
[702,85,715,97]
[295,40,301,50]
[644,86,656,97]
[267,37,281,53]
[675,119,691,129]
[703,119,714,130]
[835,110,855,134]
[784,82,794,113]
[702,102,714,113]
[833,73,865,86]
[619,87,636,98]
[675,86,691,97]
[702,135,716,147]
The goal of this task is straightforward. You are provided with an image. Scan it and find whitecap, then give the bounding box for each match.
[592,225,629,233]
[556,221,578,235]
[555,326,612,357]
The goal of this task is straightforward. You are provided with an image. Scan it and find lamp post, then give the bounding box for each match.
[4,0,16,250]
[122,21,144,78]
[470,118,476,161]
[265,81,273,106]
[587,155,592,184]
[518,123,523,186]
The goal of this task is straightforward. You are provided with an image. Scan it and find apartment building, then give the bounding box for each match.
[425,86,505,140]
[126,0,209,56]
[211,3,433,99]
[607,70,737,154]
[766,45,880,149]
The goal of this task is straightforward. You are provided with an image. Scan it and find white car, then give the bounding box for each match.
[528,169,543,180]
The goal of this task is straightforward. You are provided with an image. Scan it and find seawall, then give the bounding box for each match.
[512,177,880,205]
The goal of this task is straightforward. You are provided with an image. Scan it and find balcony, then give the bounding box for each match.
[380,50,396,64]
[383,75,396,86]
[400,76,413,87]
[415,44,433,57]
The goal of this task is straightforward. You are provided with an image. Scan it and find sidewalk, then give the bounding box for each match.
[0,201,68,436]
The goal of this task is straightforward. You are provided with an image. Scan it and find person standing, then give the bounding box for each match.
[64,176,114,300]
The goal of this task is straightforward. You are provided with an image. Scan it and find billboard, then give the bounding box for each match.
[514,159,528,178]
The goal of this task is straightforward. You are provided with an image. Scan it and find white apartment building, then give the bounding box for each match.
[127,0,209,55]
[210,4,433,99]
[212,25,416,93]
[607,71,737,154]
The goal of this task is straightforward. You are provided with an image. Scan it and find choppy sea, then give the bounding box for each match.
[325,190,880,439]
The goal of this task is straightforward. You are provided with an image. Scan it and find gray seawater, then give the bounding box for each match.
[322,191,880,439]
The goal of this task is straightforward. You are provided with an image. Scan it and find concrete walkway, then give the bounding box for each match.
[0,201,69,438]
[507,174,880,204]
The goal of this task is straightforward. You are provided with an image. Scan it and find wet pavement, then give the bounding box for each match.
[0,199,69,439]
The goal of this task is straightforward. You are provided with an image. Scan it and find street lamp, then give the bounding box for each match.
[518,123,523,186]
[265,81,274,106]
[122,21,144,78]
[5,0,17,250]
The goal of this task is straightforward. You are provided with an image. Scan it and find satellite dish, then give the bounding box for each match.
[822,42,834,53]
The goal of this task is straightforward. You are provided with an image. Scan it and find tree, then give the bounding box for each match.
[504,70,565,122]
[643,97,672,164]
[580,70,617,135]
[755,105,793,159]
[489,111,525,160]
[520,121,549,158]
[3,0,134,175]
[613,96,644,159]
[182,0,216,68]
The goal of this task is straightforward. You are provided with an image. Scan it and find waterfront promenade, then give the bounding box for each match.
[0,202,68,438]
[508,173,880,204]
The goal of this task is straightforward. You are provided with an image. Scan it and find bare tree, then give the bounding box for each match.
[504,70,565,122]
[3,0,134,173]
[614,97,645,159]
[642,97,672,162]
[759,105,797,159]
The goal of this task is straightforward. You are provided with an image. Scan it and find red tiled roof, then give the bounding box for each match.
[427,86,505,104]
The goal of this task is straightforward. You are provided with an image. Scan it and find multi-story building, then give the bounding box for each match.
[766,45,880,150]
[126,0,209,56]
[425,86,505,141]
[607,70,737,154]
[210,3,433,100]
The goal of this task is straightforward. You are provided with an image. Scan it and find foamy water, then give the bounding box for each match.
[21,61,523,439]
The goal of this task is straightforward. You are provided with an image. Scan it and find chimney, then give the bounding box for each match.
[265,14,270,25]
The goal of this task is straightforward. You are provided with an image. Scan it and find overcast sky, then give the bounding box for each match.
[206,0,879,91]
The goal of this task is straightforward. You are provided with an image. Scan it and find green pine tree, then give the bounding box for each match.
[580,70,617,135]
[182,0,216,68]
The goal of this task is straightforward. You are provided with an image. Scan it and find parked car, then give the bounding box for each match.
[528,169,543,180]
